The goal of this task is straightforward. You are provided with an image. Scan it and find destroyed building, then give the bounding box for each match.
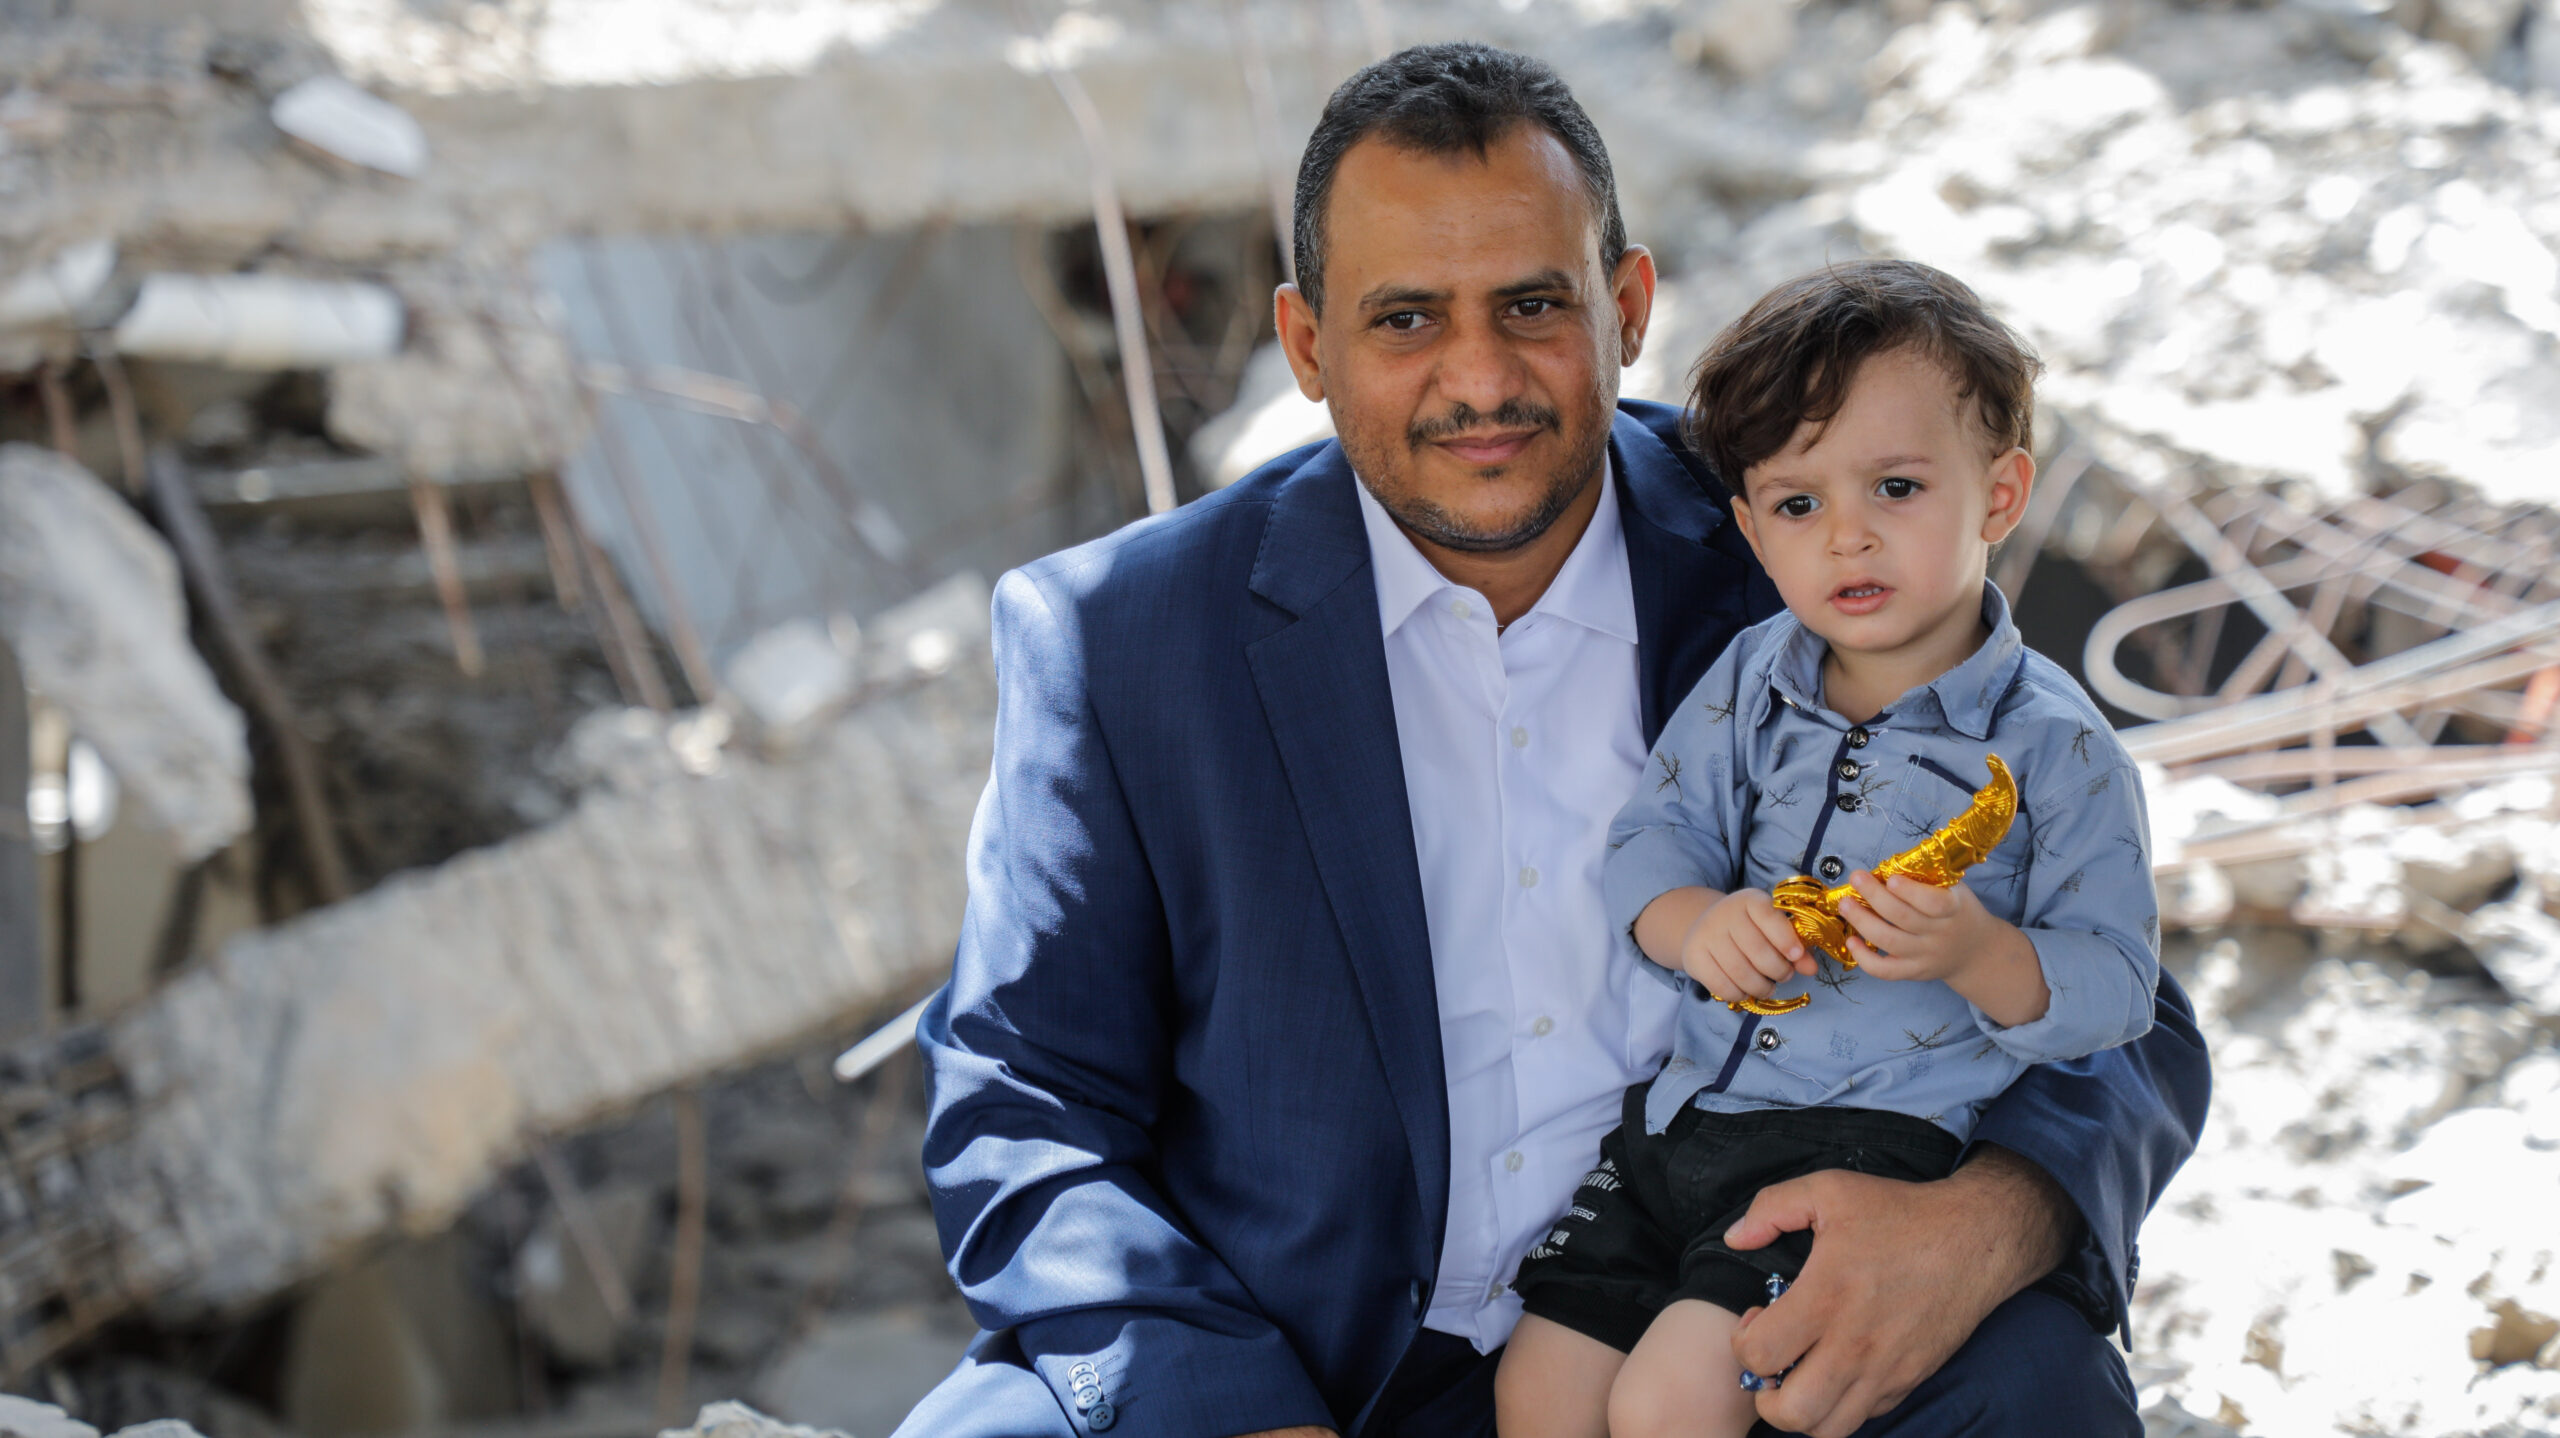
[2,0,2559,1434]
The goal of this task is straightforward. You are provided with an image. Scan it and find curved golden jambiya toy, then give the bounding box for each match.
[1711,754,2019,1017]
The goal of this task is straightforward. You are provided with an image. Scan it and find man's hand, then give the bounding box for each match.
[1721,1147,2077,1438]
[1839,873,2049,1029]
[1658,887,1814,1001]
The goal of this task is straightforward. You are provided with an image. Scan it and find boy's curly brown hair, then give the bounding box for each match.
[1684,259,2043,496]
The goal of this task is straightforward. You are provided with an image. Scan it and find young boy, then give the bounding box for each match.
[1493,259,2161,1438]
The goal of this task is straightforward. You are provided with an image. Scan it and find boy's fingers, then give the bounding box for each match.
[1846,872,1924,927]
[1839,899,1915,952]
[1747,904,1811,967]
[1709,942,1777,999]
[1887,874,1957,919]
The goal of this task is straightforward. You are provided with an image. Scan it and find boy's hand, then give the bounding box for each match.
[1839,873,2049,1027]
[1681,888,1815,1001]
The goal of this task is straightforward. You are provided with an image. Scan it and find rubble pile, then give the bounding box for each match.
[0,578,993,1374]
[2136,930,2560,1435]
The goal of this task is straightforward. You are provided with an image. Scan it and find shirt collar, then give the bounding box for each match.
[1354,459,1637,645]
[1749,581,2026,740]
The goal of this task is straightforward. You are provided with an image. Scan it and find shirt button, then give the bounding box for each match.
[1532,1016,1555,1037]
[1450,598,1472,619]
[1510,726,1529,748]
[1519,866,1539,889]
[1847,726,1871,748]
[1504,1150,1524,1173]
[1488,1281,1507,1301]
[1836,758,1861,781]
[1835,794,1861,813]
[1756,1028,1782,1051]
[1818,856,1845,882]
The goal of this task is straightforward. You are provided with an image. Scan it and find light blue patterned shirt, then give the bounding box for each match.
[1604,583,2158,1140]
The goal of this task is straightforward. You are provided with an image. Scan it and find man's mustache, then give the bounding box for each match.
[1407,399,1560,450]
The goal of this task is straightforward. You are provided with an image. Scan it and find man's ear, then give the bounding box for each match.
[1612,244,1658,367]
[1980,447,2036,544]
[1274,283,1325,402]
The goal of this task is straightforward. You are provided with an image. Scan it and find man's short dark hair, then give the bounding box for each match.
[1292,43,1627,315]
[1685,260,2043,496]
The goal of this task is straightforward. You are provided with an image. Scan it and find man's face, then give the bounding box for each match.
[1277,125,1652,554]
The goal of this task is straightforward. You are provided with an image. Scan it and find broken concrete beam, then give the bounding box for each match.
[30,575,991,1330]
[113,274,404,370]
[0,446,251,863]
[269,76,428,180]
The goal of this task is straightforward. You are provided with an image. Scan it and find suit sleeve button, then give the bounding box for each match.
[1086,1402,1116,1431]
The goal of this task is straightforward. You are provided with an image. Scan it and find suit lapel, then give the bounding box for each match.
[1612,409,1777,745]
[1244,445,1451,1248]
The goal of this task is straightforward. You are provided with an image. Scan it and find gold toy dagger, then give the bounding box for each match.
[1710,754,2019,1017]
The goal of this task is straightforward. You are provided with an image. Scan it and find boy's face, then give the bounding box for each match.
[1730,347,2033,669]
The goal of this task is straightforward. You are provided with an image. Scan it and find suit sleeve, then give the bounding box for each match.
[916,570,1335,1437]
[1966,737,2209,1339]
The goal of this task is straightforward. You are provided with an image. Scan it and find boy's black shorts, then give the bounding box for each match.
[1510,1082,1963,1354]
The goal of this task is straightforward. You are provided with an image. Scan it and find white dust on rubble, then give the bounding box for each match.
[1835,0,2560,504]
[0,1399,211,1438]
[2137,929,2560,1435]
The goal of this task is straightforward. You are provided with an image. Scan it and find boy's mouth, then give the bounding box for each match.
[1830,582,1892,615]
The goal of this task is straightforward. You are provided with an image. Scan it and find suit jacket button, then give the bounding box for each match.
[1409,1278,1428,1315]
[1086,1402,1116,1431]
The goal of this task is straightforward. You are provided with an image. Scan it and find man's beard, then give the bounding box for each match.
[1351,398,1605,555]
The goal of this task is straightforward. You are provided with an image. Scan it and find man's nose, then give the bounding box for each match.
[1431,314,1528,417]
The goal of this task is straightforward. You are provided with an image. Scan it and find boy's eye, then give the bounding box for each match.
[1775,495,1819,518]
[1877,476,1921,499]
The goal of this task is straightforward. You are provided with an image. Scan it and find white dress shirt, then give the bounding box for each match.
[1356,468,1680,1352]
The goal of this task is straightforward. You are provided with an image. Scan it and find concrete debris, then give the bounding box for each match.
[0,446,251,863]
[0,575,993,1359]
[661,1401,848,1438]
[323,270,583,483]
[1830,0,2560,505]
[1191,342,1329,490]
[0,1397,98,1438]
[0,1401,205,1438]
[513,1181,652,1368]
[753,1311,966,1438]
[0,239,115,330]
[113,274,405,370]
[2133,932,2560,1434]
[270,75,428,179]
[725,618,861,747]
[2464,882,2560,1017]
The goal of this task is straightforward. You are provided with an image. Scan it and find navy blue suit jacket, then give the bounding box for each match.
[913,401,2210,1437]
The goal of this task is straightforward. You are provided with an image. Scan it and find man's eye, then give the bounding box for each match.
[1878,477,1921,499]
[1380,310,1429,332]
[1776,495,1818,518]
[1511,298,1554,318]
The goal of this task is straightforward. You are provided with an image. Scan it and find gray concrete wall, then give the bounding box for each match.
[0,633,36,1040]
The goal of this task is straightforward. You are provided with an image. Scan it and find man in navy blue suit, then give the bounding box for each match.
[898,43,2208,1438]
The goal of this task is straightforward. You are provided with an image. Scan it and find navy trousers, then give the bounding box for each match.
[894,1288,2138,1437]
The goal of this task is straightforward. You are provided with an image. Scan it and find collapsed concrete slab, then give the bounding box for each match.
[0,446,251,864]
[0,577,992,1359]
